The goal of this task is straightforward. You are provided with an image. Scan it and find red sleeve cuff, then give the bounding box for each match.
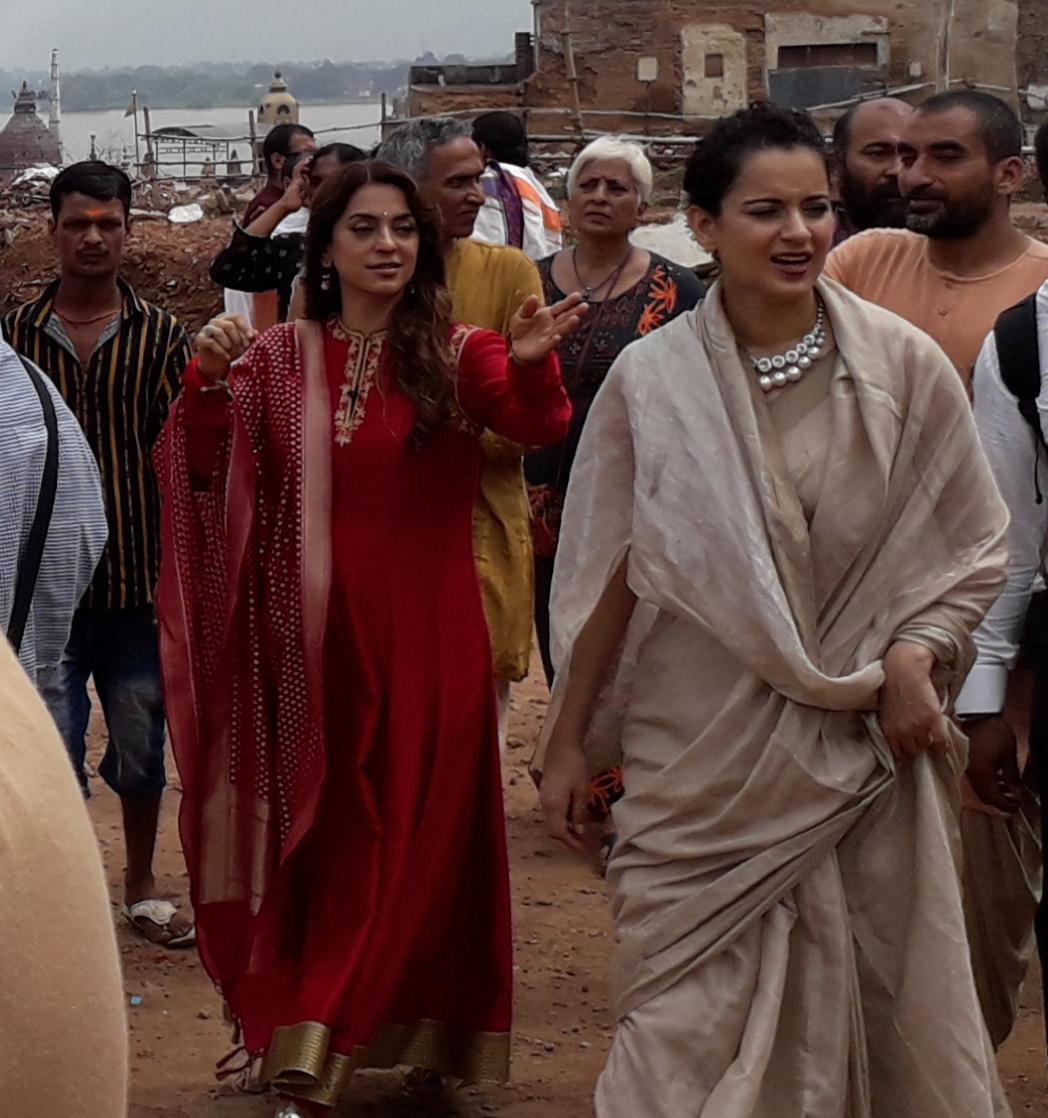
[506,350,563,399]
[182,356,232,427]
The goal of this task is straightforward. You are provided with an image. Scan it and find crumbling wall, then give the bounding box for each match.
[527,0,1022,121]
[1017,0,1048,115]
[949,0,1019,104]
[527,2,765,122]
[399,0,1028,139]
[406,85,525,120]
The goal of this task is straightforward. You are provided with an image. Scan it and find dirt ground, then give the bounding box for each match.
[74,654,1048,1118]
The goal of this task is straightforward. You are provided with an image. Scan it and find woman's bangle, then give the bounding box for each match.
[199,377,232,395]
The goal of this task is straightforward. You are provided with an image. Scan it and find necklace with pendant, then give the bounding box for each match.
[571,245,632,301]
[750,297,827,392]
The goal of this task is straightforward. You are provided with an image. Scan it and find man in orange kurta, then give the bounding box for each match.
[825,90,1048,387]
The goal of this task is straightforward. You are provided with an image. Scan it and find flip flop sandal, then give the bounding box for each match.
[123,899,196,948]
[216,1046,269,1095]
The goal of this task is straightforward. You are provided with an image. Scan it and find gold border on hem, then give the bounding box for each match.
[260,1018,511,1107]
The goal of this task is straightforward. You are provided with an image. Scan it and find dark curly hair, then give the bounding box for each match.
[684,103,829,216]
[303,160,457,447]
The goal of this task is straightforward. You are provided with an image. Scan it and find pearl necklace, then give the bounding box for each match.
[750,300,827,392]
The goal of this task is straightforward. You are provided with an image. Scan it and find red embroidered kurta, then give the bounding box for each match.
[155,319,571,1103]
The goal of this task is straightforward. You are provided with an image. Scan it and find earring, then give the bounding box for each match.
[406,282,417,297]
[320,268,332,292]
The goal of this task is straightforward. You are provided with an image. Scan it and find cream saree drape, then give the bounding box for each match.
[0,637,128,1118]
[541,279,1012,1117]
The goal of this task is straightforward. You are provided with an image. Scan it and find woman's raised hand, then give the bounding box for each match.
[508,293,588,367]
[195,315,257,383]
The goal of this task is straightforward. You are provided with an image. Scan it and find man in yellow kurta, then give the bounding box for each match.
[377,119,544,727]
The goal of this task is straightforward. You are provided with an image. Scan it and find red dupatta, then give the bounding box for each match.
[155,320,332,986]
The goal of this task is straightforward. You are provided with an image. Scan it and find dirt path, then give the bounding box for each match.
[82,667,1048,1117]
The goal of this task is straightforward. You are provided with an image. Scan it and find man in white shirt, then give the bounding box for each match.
[958,117,1048,1055]
[958,292,1048,791]
[471,111,563,261]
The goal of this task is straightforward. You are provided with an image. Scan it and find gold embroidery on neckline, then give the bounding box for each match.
[331,327,387,446]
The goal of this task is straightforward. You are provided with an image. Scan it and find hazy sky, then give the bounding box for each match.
[2,0,534,70]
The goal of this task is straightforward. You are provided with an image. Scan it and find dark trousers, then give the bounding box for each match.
[42,606,167,799]
[534,553,556,689]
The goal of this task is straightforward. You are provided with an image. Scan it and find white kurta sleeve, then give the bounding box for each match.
[956,309,1048,715]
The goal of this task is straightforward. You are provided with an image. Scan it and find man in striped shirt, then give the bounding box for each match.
[3,161,194,948]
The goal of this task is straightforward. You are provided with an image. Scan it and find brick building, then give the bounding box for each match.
[407,0,1046,135]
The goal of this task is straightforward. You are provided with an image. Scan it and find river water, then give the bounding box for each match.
[55,101,384,170]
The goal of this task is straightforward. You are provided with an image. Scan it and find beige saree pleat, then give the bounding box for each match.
[543,280,1012,1118]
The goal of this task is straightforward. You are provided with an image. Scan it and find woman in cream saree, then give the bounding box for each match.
[538,105,1011,1117]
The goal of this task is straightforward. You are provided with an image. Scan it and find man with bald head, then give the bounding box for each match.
[825,89,1048,385]
[832,97,914,236]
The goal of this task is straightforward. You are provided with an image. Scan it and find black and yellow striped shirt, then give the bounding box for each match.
[2,280,191,610]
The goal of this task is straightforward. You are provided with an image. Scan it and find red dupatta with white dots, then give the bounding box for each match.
[155,319,332,981]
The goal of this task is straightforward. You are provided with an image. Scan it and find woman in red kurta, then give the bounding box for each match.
[155,161,580,1116]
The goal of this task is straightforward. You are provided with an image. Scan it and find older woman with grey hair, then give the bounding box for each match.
[528,136,704,686]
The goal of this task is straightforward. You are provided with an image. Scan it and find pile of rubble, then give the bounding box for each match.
[0,170,261,334]
[1013,201,1048,238]
[0,212,234,334]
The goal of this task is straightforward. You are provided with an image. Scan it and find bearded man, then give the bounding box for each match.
[825,89,1048,385]
[832,96,913,237]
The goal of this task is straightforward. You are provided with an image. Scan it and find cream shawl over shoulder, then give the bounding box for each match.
[544,278,1007,763]
[542,278,1010,1026]
[0,638,128,1117]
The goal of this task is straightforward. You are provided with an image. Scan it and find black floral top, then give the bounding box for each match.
[209,223,305,321]
[526,251,704,555]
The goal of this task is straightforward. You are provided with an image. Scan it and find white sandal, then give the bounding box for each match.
[123,899,196,948]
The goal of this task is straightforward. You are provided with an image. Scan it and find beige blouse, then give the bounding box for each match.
[763,350,837,525]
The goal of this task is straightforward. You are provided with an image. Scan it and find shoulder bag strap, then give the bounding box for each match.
[994,291,1048,505]
[8,356,60,654]
[994,292,1044,450]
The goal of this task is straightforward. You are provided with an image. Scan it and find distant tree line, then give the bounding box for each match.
[0,58,470,112]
